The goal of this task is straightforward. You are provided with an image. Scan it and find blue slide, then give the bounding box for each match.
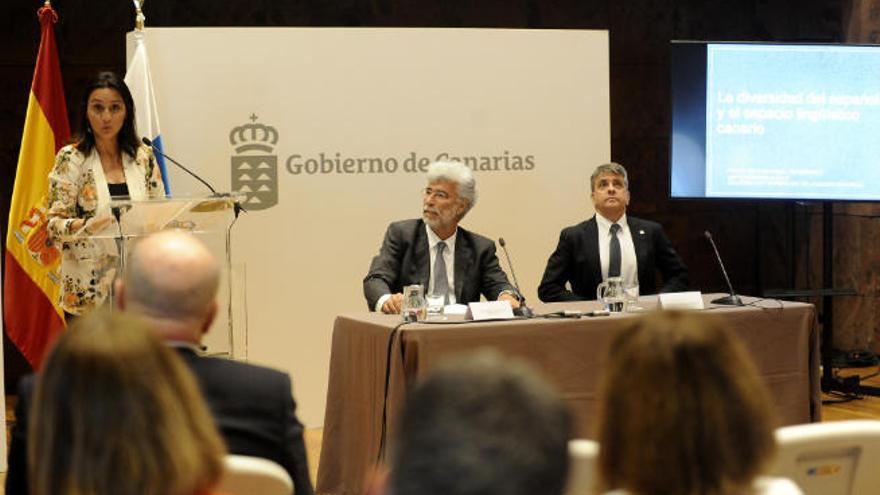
[671,42,880,200]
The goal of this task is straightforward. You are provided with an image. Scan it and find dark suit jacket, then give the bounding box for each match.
[6,348,313,495]
[537,215,688,302]
[363,218,513,310]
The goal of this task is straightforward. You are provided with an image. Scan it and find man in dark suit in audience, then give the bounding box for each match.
[367,350,572,495]
[7,230,314,495]
[538,162,688,302]
[364,160,520,313]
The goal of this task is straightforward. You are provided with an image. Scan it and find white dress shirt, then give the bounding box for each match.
[595,212,638,288]
[425,224,457,303]
[374,224,458,311]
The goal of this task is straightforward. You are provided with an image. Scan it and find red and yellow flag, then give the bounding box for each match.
[4,4,70,368]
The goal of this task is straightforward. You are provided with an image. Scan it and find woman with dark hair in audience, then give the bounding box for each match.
[595,311,803,495]
[28,311,226,495]
[46,71,165,320]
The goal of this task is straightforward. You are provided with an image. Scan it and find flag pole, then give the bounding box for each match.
[134,0,146,32]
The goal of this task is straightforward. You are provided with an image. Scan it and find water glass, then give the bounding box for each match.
[597,276,625,313]
[402,285,427,322]
[426,293,445,317]
[624,284,641,312]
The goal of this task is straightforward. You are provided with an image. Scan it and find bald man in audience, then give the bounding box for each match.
[369,349,572,495]
[6,230,314,495]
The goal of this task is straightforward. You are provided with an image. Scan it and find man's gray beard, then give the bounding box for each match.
[423,212,438,228]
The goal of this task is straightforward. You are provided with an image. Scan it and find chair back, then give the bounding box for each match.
[564,439,600,495]
[770,419,880,495]
[216,455,294,495]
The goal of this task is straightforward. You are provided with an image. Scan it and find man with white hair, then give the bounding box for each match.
[364,160,519,313]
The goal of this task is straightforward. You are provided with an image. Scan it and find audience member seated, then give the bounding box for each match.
[370,349,572,495]
[6,230,314,495]
[27,310,226,495]
[595,311,803,495]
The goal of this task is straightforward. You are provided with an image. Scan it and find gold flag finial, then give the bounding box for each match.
[44,0,51,7]
[133,0,146,32]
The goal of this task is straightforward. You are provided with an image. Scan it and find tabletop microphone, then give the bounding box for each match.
[704,230,744,306]
[142,137,218,195]
[498,237,534,318]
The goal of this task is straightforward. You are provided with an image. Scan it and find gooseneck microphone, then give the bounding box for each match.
[498,237,534,317]
[704,230,744,306]
[142,137,217,195]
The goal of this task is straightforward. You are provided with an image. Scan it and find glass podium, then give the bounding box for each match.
[86,194,247,358]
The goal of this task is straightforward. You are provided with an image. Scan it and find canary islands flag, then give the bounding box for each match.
[125,31,171,192]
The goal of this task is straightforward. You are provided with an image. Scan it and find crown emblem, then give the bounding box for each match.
[230,114,279,211]
[229,114,278,154]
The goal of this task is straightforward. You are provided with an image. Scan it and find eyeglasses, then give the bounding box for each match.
[423,187,451,200]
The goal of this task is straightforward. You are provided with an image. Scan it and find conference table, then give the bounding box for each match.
[316,295,819,495]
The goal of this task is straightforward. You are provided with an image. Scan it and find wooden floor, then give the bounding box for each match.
[2,366,879,494]
[819,365,880,421]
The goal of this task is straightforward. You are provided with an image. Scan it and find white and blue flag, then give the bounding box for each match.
[125,31,171,193]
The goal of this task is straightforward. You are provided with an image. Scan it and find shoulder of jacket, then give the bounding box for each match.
[57,144,85,163]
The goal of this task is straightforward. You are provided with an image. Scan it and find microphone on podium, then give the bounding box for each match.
[704,230,744,306]
[498,237,534,318]
[141,137,217,195]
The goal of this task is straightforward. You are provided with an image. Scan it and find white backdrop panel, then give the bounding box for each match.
[128,27,609,426]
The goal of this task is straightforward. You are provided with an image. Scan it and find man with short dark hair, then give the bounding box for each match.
[538,162,688,302]
[373,350,572,495]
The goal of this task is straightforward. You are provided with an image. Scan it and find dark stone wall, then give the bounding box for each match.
[1,1,853,385]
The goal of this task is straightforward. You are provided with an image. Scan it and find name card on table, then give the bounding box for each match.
[658,291,705,311]
[467,301,516,321]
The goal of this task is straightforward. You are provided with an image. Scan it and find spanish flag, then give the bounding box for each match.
[4,4,70,368]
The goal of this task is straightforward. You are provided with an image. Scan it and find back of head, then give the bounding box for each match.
[390,349,571,495]
[123,230,221,338]
[29,310,226,495]
[596,311,777,495]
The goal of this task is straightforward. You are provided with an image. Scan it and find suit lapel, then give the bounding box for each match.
[454,229,473,302]
[413,223,430,289]
[585,217,602,282]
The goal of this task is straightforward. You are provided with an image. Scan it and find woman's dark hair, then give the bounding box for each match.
[74,71,140,157]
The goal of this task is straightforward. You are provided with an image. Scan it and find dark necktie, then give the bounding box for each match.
[608,223,621,278]
[434,241,450,304]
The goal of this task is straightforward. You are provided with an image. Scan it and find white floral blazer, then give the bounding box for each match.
[46,143,165,315]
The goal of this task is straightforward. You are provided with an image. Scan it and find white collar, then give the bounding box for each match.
[425,223,458,252]
[166,340,206,354]
[595,211,628,233]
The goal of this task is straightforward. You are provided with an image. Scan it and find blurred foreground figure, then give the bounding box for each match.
[374,349,571,495]
[595,311,803,495]
[29,311,225,495]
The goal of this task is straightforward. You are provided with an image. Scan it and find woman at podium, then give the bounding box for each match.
[46,71,165,320]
